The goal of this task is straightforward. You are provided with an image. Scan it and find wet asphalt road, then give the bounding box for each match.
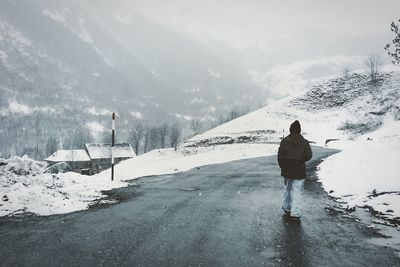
[1,146,399,267]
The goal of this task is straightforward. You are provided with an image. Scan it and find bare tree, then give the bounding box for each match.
[170,122,181,150]
[342,65,351,78]
[99,132,111,144]
[159,123,169,148]
[70,128,92,148]
[129,123,144,154]
[143,128,150,153]
[45,136,58,156]
[218,114,226,125]
[229,107,240,121]
[365,54,383,83]
[190,118,203,136]
[385,19,400,65]
[149,127,160,150]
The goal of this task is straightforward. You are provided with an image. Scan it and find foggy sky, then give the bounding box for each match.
[126,0,399,38]
[120,0,400,98]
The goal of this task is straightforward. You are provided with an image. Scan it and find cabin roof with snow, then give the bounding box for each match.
[84,143,136,160]
[46,149,91,162]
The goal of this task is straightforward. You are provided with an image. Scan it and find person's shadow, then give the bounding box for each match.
[275,217,310,266]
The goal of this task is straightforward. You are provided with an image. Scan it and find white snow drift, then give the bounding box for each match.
[0,156,127,216]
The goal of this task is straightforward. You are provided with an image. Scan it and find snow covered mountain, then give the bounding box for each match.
[0,0,264,158]
[1,0,261,113]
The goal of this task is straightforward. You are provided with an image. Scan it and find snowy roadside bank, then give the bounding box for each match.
[318,119,400,224]
[0,156,128,216]
[0,144,278,217]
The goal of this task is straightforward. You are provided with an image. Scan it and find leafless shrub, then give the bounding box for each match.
[342,66,351,78]
[338,117,383,135]
[365,54,383,83]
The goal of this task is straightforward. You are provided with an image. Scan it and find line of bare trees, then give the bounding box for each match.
[0,112,94,160]
[341,54,383,84]
[128,105,253,155]
[129,122,182,154]
[217,106,250,125]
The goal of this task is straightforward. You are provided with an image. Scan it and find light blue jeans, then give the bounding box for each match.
[282,178,305,217]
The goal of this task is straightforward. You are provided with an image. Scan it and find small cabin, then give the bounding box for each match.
[45,143,136,175]
[84,143,136,173]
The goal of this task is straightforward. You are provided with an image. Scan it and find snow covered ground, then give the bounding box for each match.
[1,71,399,225]
[0,156,127,216]
[0,144,278,217]
[319,118,400,222]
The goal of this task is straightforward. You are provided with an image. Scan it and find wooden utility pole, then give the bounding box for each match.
[111,112,115,181]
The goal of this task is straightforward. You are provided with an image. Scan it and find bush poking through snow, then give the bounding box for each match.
[338,117,383,135]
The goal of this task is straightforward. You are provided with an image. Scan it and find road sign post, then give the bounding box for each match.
[111,112,115,181]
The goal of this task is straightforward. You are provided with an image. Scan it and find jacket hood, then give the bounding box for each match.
[286,133,304,145]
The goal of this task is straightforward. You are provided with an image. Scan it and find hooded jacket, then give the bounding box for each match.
[277,133,312,179]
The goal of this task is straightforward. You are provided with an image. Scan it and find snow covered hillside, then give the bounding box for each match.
[186,71,400,224]
[187,72,400,146]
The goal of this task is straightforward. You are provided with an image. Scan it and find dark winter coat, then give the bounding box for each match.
[277,133,312,179]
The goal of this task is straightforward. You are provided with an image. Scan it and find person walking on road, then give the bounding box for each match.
[277,120,312,221]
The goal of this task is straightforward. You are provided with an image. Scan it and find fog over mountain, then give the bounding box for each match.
[0,0,399,159]
[129,0,400,98]
[0,0,266,158]
[1,0,262,117]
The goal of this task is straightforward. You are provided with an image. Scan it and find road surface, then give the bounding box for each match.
[1,146,399,266]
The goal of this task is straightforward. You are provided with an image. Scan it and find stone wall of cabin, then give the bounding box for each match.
[47,157,132,175]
